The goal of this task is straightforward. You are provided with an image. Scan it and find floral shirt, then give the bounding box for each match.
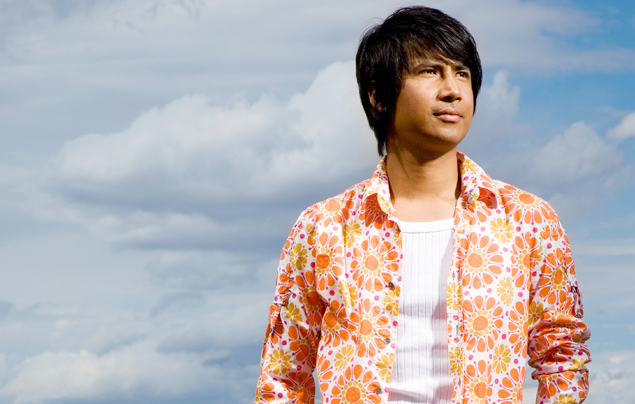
[255,152,591,404]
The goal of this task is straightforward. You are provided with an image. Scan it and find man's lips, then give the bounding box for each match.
[434,108,462,123]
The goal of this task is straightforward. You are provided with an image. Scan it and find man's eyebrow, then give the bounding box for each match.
[410,61,443,70]
[410,59,470,72]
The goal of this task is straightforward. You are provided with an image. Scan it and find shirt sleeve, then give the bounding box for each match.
[527,216,591,404]
[255,211,324,404]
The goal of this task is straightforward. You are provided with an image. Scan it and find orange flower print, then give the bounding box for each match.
[464,360,491,404]
[322,300,350,348]
[290,243,308,271]
[351,235,399,292]
[376,353,394,381]
[276,263,293,297]
[540,223,563,242]
[536,372,576,400]
[512,232,542,286]
[490,218,514,243]
[331,364,381,404]
[538,249,570,305]
[268,348,292,376]
[315,198,354,227]
[280,371,316,403]
[507,301,528,356]
[383,286,400,316]
[359,199,386,230]
[492,344,511,374]
[463,296,504,352]
[497,366,524,404]
[255,380,276,402]
[501,186,554,225]
[356,298,390,357]
[313,232,344,291]
[288,326,316,365]
[460,232,504,289]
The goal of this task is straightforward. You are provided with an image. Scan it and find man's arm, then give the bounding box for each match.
[255,212,324,404]
[528,217,591,404]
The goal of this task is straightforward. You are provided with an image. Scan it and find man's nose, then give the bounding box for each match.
[438,75,462,102]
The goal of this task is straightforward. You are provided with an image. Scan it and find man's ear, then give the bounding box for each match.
[368,82,386,112]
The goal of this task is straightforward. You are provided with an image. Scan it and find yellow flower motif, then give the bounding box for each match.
[497,277,513,306]
[449,348,463,376]
[490,218,514,243]
[492,344,511,374]
[556,395,575,404]
[569,358,586,371]
[269,349,292,375]
[528,301,545,327]
[376,353,394,381]
[339,280,358,309]
[334,345,355,372]
[447,281,461,311]
[383,286,400,316]
[342,223,362,247]
[284,303,303,323]
[290,244,308,271]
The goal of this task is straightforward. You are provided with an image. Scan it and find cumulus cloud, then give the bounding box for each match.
[585,351,635,404]
[41,60,376,249]
[608,111,635,140]
[462,69,527,157]
[519,121,629,217]
[0,341,250,404]
[445,0,635,72]
[530,122,624,185]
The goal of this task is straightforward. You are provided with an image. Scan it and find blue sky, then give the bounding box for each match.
[0,0,633,403]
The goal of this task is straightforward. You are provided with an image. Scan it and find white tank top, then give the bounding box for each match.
[387,218,454,404]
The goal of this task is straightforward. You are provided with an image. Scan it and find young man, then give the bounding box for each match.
[255,6,590,404]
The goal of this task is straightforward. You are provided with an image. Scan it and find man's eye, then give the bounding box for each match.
[457,71,470,78]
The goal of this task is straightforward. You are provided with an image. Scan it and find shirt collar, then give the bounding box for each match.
[363,151,499,215]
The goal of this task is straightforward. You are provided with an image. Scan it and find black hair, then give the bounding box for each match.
[356,6,482,155]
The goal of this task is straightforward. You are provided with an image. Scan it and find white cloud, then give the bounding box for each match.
[531,122,624,185]
[444,0,635,72]
[463,69,527,151]
[585,351,635,404]
[0,342,239,404]
[608,111,635,140]
[41,60,377,249]
[0,294,269,404]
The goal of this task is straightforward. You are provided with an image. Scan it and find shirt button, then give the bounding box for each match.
[387,282,394,289]
[384,338,391,344]
[375,387,382,394]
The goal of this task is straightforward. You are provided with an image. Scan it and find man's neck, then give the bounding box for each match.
[385,143,460,223]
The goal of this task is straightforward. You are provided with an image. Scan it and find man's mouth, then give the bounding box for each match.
[434,108,462,123]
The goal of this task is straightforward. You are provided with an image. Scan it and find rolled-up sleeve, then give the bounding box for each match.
[528,219,591,403]
[255,211,324,404]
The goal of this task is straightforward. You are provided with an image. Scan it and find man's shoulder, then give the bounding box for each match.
[294,177,373,228]
[490,179,559,225]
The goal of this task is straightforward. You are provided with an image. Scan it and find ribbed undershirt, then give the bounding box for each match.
[387,218,454,404]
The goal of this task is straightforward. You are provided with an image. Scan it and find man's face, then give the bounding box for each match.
[388,55,474,154]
